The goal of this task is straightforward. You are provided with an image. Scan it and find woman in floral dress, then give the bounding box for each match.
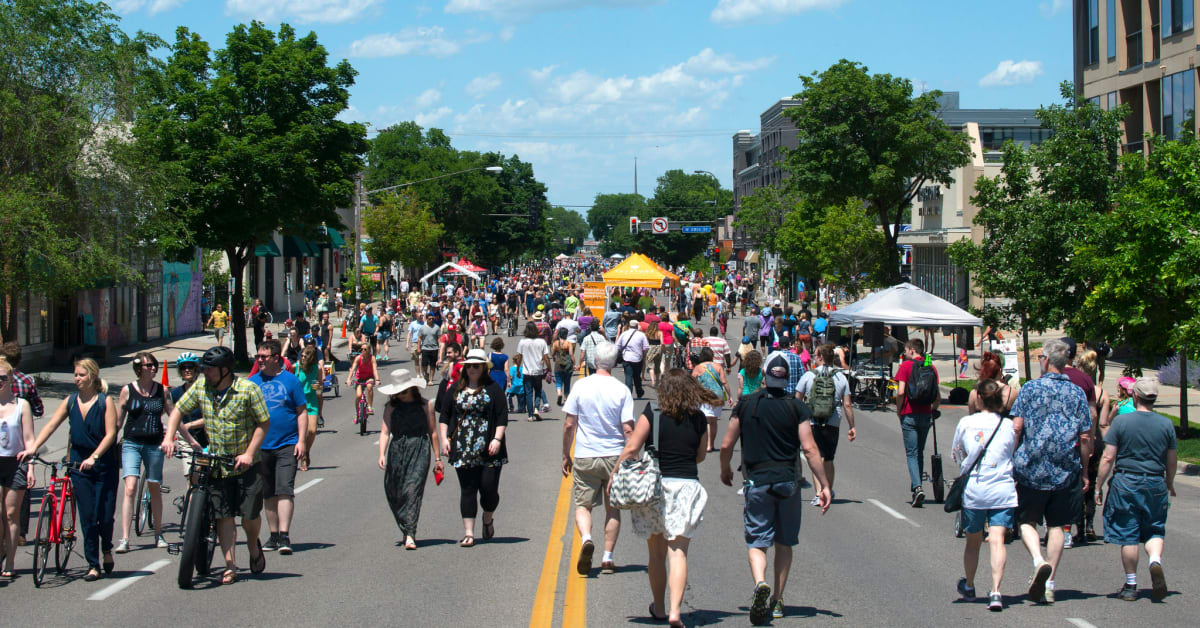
[438,349,509,547]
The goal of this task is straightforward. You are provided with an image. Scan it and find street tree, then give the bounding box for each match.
[362,193,444,272]
[137,22,367,361]
[587,193,644,242]
[785,59,972,283]
[814,199,889,301]
[0,0,188,341]
[732,187,801,254]
[613,170,731,267]
[545,206,590,255]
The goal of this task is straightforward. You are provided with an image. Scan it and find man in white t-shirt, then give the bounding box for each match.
[796,344,856,505]
[555,310,582,344]
[562,341,634,576]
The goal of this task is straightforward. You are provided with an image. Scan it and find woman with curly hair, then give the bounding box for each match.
[614,369,720,627]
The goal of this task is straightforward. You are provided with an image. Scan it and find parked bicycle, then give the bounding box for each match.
[169,449,236,588]
[30,456,79,587]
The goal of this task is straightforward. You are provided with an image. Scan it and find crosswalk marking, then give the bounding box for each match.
[867,498,920,527]
[87,559,171,601]
[295,478,324,494]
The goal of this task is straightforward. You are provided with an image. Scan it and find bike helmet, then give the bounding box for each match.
[176,352,200,369]
[200,346,235,369]
[762,307,771,316]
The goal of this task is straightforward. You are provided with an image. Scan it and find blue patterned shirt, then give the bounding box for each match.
[1010,372,1092,490]
[764,350,806,395]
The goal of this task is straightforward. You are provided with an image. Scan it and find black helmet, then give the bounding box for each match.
[200,346,235,369]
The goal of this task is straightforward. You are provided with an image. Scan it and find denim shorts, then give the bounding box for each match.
[743,479,802,548]
[121,439,165,483]
[1104,473,1169,545]
[961,507,1015,534]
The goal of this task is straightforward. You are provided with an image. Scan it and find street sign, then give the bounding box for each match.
[681,225,711,234]
[727,260,737,270]
[651,217,668,234]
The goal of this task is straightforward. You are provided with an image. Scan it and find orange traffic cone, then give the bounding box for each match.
[161,363,170,387]
[341,320,347,338]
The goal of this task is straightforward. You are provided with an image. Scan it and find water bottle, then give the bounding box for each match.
[0,421,8,449]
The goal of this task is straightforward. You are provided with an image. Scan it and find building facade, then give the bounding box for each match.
[730,98,802,259]
[1075,0,1198,151]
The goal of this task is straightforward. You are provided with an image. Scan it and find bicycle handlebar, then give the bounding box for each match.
[32,455,80,470]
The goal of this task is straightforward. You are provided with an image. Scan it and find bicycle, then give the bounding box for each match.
[354,379,372,435]
[507,312,516,337]
[30,456,79,587]
[246,310,274,327]
[169,449,236,589]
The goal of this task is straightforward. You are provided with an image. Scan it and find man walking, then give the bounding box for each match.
[763,336,805,395]
[561,342,634,575]
[615,320,649,399]
[417,314,441,383]
[796,344,856,504]
[248,339,309,555]
[1009,339,1091,604]
[893,338,939,507]
[720,354,830,625]
[1095,377,1176,602]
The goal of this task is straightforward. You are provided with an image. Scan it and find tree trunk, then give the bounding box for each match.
[225,247,249,363]
[1021,319,1032,383]
[1181,350,1190,435]
[0,292,14,344]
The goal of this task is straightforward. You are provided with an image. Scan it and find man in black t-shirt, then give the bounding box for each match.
[720,354,830,626]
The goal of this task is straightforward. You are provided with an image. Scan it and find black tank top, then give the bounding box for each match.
[123,383,165,444]
[386,400,429,438]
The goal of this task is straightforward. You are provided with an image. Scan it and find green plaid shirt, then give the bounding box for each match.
[176,377,269,477]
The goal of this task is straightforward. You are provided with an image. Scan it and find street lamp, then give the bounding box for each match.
[353,165,503,306]
[694,170,721,273]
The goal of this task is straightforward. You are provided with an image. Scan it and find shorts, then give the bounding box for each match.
[121,439,165,483]
[421,349,439,367]
[1016,475,1082,528]
[0,457,29,490]
[631,478,707,541]
[259,446,298,499]
[743,479,803,548]
[209,465,264,520]
[377,331,391,343]
[961,507,1015,534]
[572,455,618,509]
[1103,473,1169,545]
[809,424,840,461]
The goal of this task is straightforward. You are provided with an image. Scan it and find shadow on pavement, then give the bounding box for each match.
[481,536,530,545]
[288,542,334,553]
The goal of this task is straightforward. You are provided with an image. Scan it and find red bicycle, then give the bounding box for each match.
[31,455,79,587]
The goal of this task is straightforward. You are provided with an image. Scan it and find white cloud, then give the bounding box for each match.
[415,106,453,127]
[110,0,187,14]
[466,73,503,98]
[499,26,516,41]
[1038,0,1069,18]
[415,88,442,108]
[445,0,662,18]
[710,0,846,24]
[347,27,490,57]
[979,59,1044,87]
[682,48,774,74]
[529,64,558,81]
[225,0,382,24]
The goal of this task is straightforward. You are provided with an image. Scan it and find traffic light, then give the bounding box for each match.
[528,197,540,229]
[629,216,640,234]
[712,247,721,259]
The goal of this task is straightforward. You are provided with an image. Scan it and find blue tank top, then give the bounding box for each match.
[68,392,117,466]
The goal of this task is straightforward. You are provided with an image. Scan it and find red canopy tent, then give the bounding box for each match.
[449,258,487,274]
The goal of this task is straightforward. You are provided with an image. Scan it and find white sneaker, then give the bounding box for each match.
[810,495,821,507]
[114,539,130,554]
[1063,532,1073,549]
[156,535,168,549]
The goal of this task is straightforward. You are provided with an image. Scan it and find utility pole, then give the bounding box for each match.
[354,173,363,307]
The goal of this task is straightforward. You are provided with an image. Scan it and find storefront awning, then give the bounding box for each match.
[255,240,282,257]
[743,250,759,264]
[324,229,346,249]
[283,235,319,258]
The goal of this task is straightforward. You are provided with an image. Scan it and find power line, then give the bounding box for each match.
[445,129,738,139]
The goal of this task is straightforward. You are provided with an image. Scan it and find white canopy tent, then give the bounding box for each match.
[827,283,982,328]
[554,253,571,260]
[419,262,480,285]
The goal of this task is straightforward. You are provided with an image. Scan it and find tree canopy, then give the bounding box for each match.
[362,192,444,271]
[597,170,732,266]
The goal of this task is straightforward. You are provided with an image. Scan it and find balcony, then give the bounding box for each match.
[1126,30,1142,69]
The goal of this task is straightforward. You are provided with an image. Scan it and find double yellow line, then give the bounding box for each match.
[529,472,588,627]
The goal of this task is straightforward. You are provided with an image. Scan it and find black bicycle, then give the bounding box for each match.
[170,449,236,588]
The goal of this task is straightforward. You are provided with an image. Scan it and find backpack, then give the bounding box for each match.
[549,308,564,325]
[808,368,838,424]
[553,344,572,372]
[906,359,939,405]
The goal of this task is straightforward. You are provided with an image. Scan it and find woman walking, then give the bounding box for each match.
[551,328,575,406]
[517,322,550,421]
[439,350,508,547]
[691,348,732,453]
[615,369,716,627]
[0,358,35,578]
[738,350,764,400]
[376,310,393,361]
[296,346,323,471]
[114,352,175,553]
[644,323,664,388]
[951,380,1018,611]
[378,369,439,550]
[966,352,1017,415]
[20,359,118,581]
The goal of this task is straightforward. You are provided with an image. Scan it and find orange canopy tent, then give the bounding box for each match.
[602,253,678,289]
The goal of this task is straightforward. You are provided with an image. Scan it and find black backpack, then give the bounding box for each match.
[906,359,939,405]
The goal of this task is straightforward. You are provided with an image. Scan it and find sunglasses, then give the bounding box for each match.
[256,354,279,361]
[0,375,9,382]
[465,363,484,369]
[141,364,159,371]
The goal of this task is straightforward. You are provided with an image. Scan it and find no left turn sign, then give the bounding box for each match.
[651,217,668,234]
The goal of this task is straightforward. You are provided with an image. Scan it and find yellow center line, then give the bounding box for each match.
[561,525,587,627]
[529,472,576,628]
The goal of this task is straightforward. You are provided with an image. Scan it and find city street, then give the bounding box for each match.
[3,312,1198,628]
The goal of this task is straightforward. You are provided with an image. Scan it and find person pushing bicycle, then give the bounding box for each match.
[161,346,270,584]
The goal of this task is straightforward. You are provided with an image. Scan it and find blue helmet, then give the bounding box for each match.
[176,352,200,368]
[761,307,771,316]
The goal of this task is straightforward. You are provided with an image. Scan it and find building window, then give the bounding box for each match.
[1088,0,1100,64]
[1162,69,1195,140]
[1163,0,1195,37]
[1107,0,1117,60]
[1107,91,1118,111]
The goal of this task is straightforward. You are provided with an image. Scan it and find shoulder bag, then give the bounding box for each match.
[609,410,663,510]
[944,417,1005,513]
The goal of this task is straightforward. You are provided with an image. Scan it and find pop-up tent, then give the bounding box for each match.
[420,262,480,284]
[448,258,487,275]
[827,283,982,327]
[554,253,571,260]
[603,253,678,289]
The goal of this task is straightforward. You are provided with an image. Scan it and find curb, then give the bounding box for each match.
[1179,462,1200,476]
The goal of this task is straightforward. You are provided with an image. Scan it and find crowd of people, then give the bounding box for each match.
[0,257,1182,627]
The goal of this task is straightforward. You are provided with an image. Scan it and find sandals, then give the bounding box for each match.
[404,538,418,551]
[103,553,115,574]
[482,519,495,541]
[220,569,238,585]
[249,538,267,573]
[648,602,668,622]
[83,568,102,582]
[459,536,475,548]
[1,569,16,578]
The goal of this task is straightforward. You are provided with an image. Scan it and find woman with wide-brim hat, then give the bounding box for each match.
[378,369,439,550]
[438,349,508,547]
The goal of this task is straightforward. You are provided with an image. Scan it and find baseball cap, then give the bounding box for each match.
[1059,337,1077,359]
[763,354,790,388]
[1132,377,1159,401]
[1117,376,1136,394]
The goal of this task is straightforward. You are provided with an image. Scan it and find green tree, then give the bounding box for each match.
[362,193,444,272]
[733,187,799,254]
[785,60,972,283]
[546,206,590,255]
[814,199,888,300]
[0,0,187,341]
[137,22,368,360]
[603,170,730,266]
[587,193,644,242]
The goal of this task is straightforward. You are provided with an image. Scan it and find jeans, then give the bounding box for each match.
[900,413,932,491]
[524,374,547,417]
[623,360,645,397]
[554,369,573,400]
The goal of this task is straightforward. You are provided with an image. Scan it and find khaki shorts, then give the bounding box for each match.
[572,455,619,509]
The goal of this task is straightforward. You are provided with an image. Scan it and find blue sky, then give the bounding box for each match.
[111,0,1074,216]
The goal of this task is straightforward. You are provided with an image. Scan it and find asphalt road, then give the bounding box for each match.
[3,311,1199,628]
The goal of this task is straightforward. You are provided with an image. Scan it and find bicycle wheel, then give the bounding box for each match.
[56,492,76,574]
[134,474,148,536]
[359,395,368,435]
[32,494,54,587]
[178,487,208,588]
[953,510,965,539]
[196,518,217,577]
[179,487,195,539]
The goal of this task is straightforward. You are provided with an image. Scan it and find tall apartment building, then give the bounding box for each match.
[730,98,803,264]
[1075,0,1197,151]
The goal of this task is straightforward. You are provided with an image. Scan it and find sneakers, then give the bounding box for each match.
[262,532,280,552]
[1118,583,1138,601]
[771,599,784,619]
[749,582,772,626]
[956,577,976,601]
[600,560,615,574]
[1028,560,1052,603]
[541,403,551,414]
[278,533,293,555]
[911,486,925,508]
[810,494,821,507]
[114,539,130,554]
[988,592,1003,611]
[1043,588,1055,604]
[1149,561,1167,601]
[1063,530,1073,549]
[155,535,168,549]
[576,540,594,575]
[316,416,325,428]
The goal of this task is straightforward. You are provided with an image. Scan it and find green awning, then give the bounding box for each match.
[255,240,282,257]
[283,235,319,258]
[323,229,346,249]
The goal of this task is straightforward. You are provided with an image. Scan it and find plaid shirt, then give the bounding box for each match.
[12,370,44,417]
[764,350,806,395]
[176,377,269,477]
